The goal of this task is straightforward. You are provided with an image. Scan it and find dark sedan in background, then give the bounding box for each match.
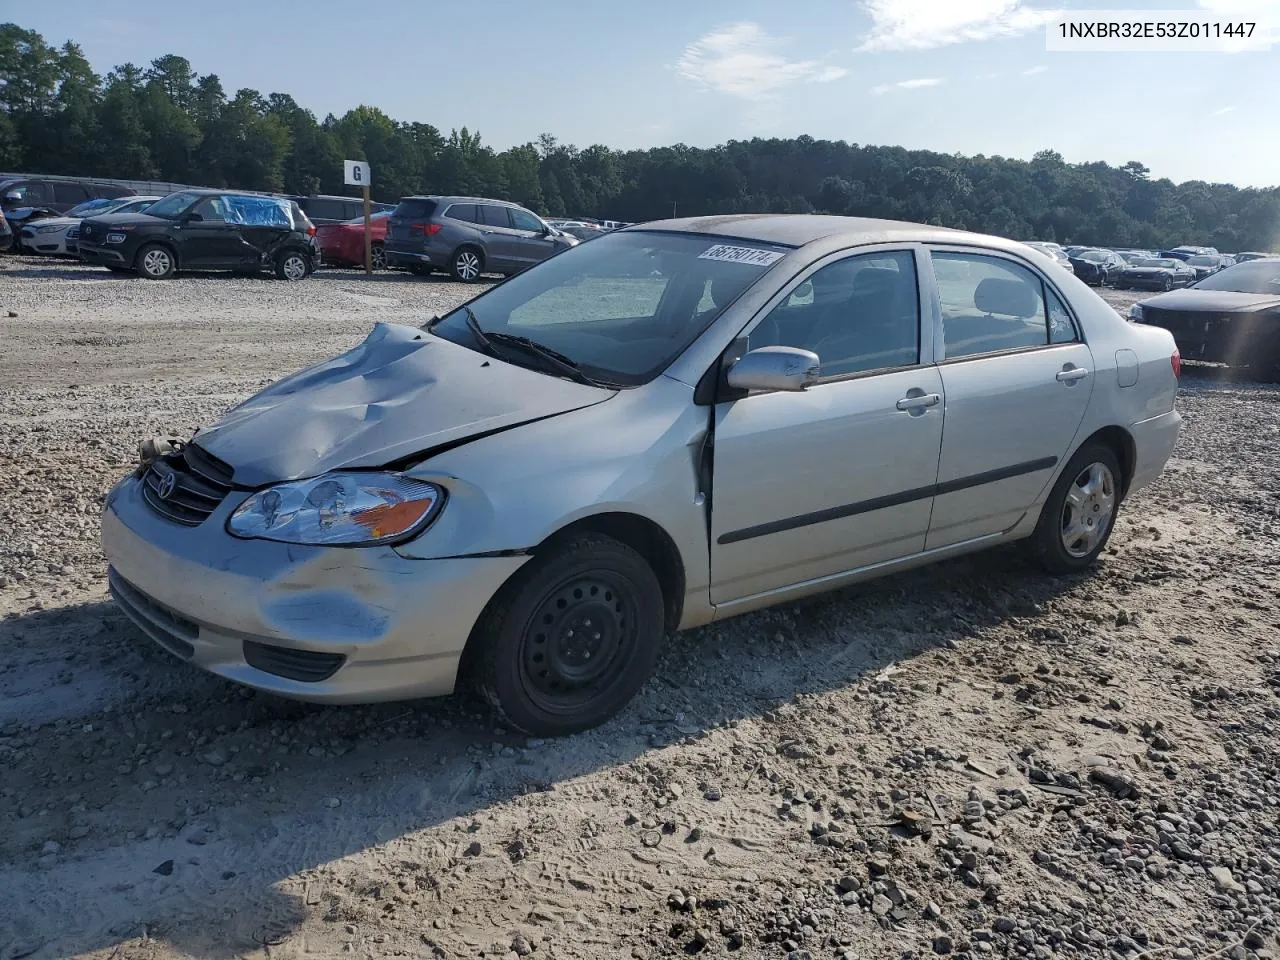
[1185,254,1233,281]
[1068,248,1127,286]
[1129,258,1280,377]
[1114,257,1197,291]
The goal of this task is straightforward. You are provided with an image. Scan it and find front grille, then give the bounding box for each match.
[141,443,236,526]
[243,641,345,682]
[108,568,197,661]
[80,222,101,243]
[66,227,79,240]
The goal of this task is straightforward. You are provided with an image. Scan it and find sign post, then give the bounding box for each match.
[343,160,373,275]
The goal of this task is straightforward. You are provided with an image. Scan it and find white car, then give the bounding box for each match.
[19,195,162,256]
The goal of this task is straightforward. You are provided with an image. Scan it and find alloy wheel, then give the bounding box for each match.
[455,250,481,281]
[1060,462,1117,558]
[371,245,386,270]
[142,248,172,278]
[282,254,307,281]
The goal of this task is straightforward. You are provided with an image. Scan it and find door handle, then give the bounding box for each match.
[896,392,940,412]
[1056,366,1090,383]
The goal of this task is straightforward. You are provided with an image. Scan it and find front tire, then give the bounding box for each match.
[1030,443,1122,574]
[450,246,483,282]
[136,244,175,279]
[466,534,666,736]
[275,249,310,281]
[1162,275,1173,291]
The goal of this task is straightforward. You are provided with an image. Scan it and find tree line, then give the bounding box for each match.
[2,23,1277,252]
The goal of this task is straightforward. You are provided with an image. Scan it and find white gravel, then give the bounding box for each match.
[1,258,1278,960]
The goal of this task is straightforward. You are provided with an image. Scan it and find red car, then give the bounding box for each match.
[316,211,391,269]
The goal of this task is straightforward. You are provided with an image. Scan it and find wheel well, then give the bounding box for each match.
[535,513,685,633]
[453,243,484,264]
[1080,425,1136,497]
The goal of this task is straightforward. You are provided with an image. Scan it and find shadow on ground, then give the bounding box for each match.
[1,545,1087,958]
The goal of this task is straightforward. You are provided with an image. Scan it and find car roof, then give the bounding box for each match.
[621,214,981,248]
[399,195,528,209]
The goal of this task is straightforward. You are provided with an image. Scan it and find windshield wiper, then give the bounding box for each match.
[483,332,611,387]
[461,305,495,355]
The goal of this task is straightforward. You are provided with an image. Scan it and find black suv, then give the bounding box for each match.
[78,190,320,280]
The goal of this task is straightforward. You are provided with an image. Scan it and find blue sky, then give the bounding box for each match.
[15,0,1280,186]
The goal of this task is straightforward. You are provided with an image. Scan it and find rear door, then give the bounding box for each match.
[223,195,297,264]
[508,206,557,269]
[387,198,436,254]
[922,248,1094,550]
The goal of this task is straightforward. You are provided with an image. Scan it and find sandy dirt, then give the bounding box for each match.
[1,259,1278,960]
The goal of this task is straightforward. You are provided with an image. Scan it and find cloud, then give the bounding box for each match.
[856,0,1056,52]
[871,77,944,95]
[1021,65,1049,75]
[676,22,848,100]
[1212,105,1238,115]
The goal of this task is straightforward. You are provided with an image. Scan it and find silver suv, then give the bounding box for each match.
[384,195,577,281]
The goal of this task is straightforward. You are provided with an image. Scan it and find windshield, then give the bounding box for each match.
[1078,250,1109,262]
[1135,259,1177,268]
[1187,255,1217,266]
[68,198,118,217]
[143,191,202,220]
[1188,260,1280,295]
[429,230,789,385]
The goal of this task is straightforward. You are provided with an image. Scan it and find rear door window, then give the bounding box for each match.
[392,199,436,220]
[305,199,345,221]
[931,252,1053,359]
[480,204,512,228]
[446,203,479,223]
[54,182,90,205]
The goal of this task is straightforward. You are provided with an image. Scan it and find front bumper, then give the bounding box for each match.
[101,473,527,703]
[78,241,128,265]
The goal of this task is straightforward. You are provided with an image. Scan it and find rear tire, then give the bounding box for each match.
[1030,443,1122,574]
[370,243,386,270]
[136,244,175,279]
[1162,276,1173,291]
[450,246,483,282]
[275,249,310,281]
[466,534,666,736]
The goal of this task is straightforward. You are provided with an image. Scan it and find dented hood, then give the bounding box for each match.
[193,322,616,486]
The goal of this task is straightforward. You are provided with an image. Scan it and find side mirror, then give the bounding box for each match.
[726,345,820,393]
[185,212,204,222]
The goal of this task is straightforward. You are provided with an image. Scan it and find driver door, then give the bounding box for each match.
[709,247,945,604]
[178,197,244,267]
[508,206,558,270]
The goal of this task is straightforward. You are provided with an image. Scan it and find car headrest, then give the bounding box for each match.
[974,277,1039,319]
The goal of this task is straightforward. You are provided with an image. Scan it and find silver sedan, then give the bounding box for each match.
[101,216,1183,735]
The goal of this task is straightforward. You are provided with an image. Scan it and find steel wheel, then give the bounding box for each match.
[453,248,482,282]
[519,572,638,716]
[370,244,386,270]
[279,252,308,281]
[140,247,173,279]
[1060,462,1117,558]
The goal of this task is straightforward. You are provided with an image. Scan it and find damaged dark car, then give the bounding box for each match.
[78,190,320,280]
[1129,258,1280,377]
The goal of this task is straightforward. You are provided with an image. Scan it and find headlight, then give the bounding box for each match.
[1128,303,1144,322]
[35,223,64,234]
[106,232,127,243]
[227,472,444,546]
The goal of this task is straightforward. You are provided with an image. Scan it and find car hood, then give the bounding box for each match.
[192,322,617,487]
[1122,266,1173,273]
[24,216,76,229]
[1137,289,1280,312]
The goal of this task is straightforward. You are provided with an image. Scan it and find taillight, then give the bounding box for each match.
[413,222,442,237]
[307,224,317,237]
[1171,348,1181,379]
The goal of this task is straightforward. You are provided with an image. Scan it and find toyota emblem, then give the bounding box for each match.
[156,472,177,500]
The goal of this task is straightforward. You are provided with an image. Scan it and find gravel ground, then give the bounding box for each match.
[1,258,1278,960]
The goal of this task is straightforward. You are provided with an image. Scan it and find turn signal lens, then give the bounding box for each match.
[1171,349,1181,379]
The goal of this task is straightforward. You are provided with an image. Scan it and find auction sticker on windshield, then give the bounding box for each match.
[698,244,785,266]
